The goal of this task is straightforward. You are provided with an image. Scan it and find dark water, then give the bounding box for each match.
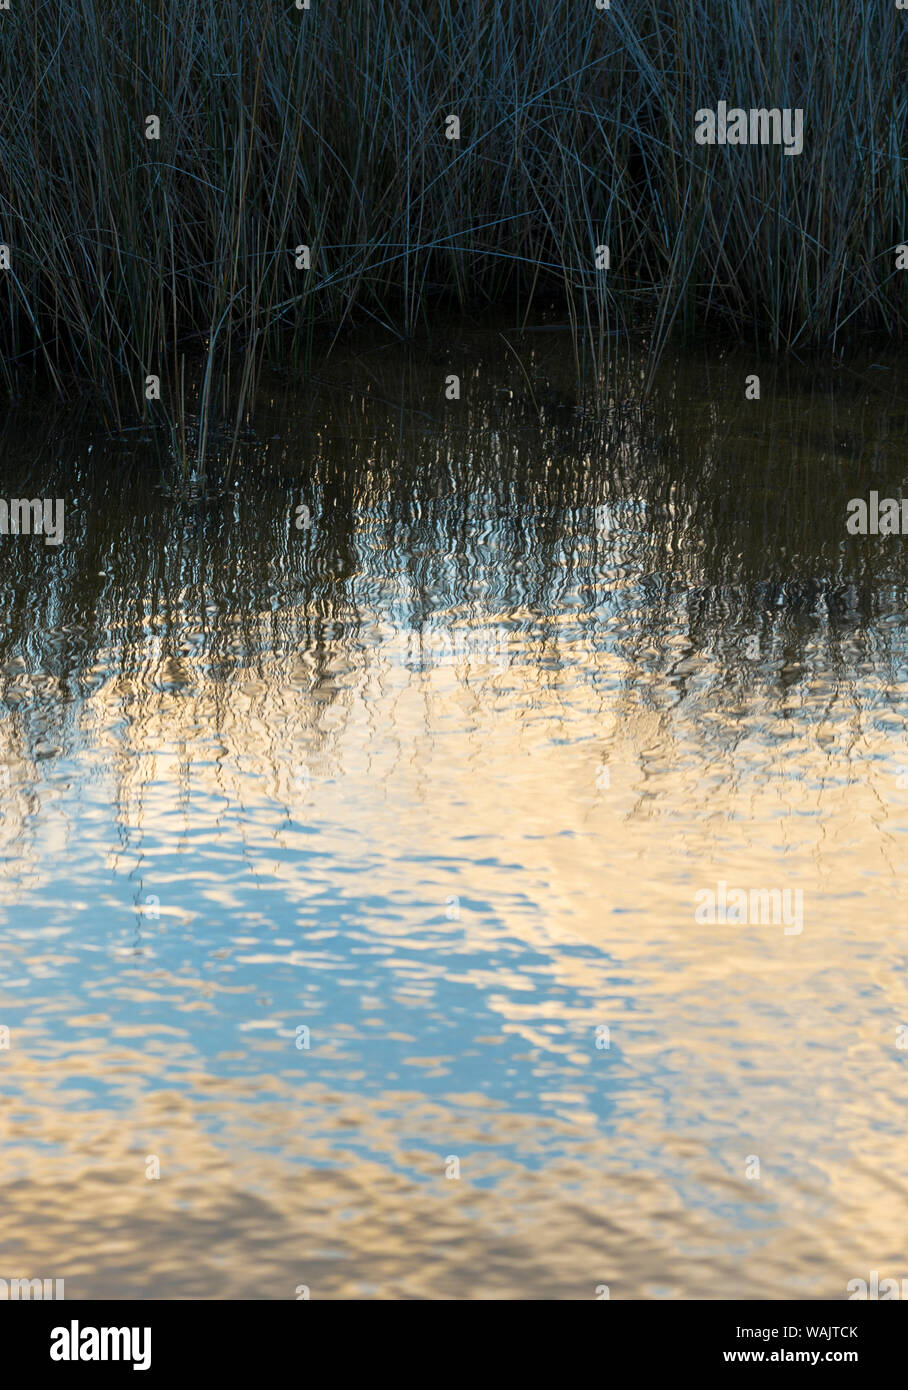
[1,327,907,1297]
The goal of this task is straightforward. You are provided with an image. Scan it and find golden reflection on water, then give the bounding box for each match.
[1,337,907,1296]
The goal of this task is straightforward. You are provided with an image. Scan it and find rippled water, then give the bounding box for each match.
[1,329,907,1298]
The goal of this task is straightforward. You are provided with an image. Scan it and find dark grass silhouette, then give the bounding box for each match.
[1,0,905,435]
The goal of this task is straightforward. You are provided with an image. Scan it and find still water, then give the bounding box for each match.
[1,327,907,1298]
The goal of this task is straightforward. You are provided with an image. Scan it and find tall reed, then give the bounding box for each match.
[0,0,905,431]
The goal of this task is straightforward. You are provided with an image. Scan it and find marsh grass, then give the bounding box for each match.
[1,0,906,440]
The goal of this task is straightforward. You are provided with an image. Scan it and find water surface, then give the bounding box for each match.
[1,330,907,1297]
